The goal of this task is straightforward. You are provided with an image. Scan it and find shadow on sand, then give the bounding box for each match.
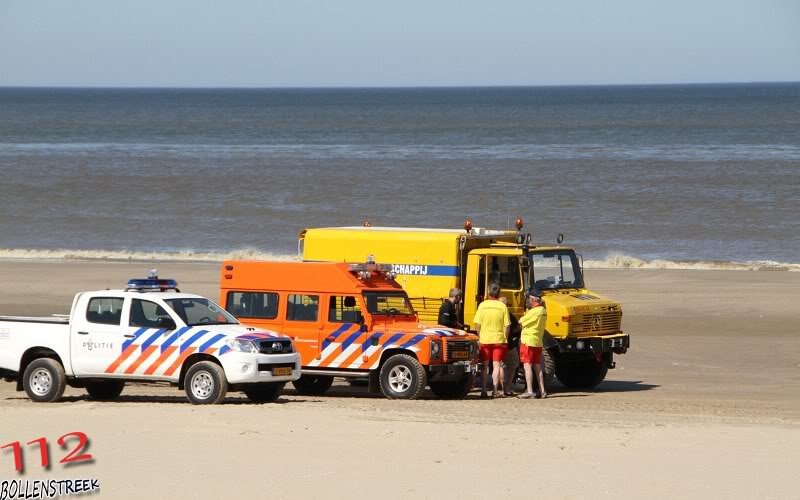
[6,393,313,405]
[590,380,659,392]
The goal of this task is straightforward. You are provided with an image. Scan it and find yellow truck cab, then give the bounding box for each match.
[299,222,630,389]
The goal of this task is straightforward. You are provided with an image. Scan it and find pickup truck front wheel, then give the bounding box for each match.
[185,361,227,404]
[85,380,125,400]
[243,382,284,403]
[23,358,66,403]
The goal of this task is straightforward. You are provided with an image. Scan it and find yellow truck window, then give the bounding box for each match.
[487,256,522,290]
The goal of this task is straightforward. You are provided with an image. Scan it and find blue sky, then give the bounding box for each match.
[1,0,798,87]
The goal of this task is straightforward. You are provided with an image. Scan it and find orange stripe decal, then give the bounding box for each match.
[124,345,158,375]
[105,344,139,374]
[163,347,196,377]
[143,346,177,376]
[338,347,364,368]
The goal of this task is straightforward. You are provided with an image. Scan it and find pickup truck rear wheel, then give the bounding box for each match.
[23,358,66,403]
[292,375,334,395]
[429,374,474,399]
[185,361,227,404]
[243,382,284,403]
[85,380,125,400]
[379,354,427,399]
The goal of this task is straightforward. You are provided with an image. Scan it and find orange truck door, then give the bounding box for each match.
[281,293,324,366]
[310,295,365,370]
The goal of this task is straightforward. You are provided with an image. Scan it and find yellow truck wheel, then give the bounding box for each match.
[555,356,608,389]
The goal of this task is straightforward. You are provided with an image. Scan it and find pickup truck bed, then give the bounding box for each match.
[0,316,70,324]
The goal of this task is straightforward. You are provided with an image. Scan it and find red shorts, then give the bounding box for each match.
[480,344,508,363]
[519,345,542,364]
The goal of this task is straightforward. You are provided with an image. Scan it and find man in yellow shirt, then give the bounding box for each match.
[473,283,510,398]
[518,292,548,399]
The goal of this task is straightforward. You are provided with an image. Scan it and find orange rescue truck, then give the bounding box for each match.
[219,259,479,399]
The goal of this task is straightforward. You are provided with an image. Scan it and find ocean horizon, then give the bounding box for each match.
[1,83,798,267]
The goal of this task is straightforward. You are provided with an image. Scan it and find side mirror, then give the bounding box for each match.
[158,317,177,330]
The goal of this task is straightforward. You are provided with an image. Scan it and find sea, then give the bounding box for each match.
[0,83,798,270]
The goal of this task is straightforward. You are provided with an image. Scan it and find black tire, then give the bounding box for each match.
[22,358,66,403]
[85,380,125,400]
[292,375,334,395]
[243,383,284,403]
[429,374,474,399]
[555,356,608,389]
[542,348,556,389]
[379,354,427,399]
[184,361,227,404]
[514,348,556,391]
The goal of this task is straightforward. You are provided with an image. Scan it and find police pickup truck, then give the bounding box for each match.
[0,274,300,404]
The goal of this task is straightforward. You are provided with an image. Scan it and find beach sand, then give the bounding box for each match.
[1,261,799,499]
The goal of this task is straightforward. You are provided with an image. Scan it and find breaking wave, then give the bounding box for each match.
[0,248,301,262]
[0,248,796,271]
[583,253,800,272]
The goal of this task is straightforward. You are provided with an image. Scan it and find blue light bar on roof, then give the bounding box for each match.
[126,278,179,291]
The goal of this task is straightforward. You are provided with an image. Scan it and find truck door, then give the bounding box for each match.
[282,293,324,366]
[486,255,524,312]
[320,294,365,369]
[462,253,483,329]
[70,296,126,376]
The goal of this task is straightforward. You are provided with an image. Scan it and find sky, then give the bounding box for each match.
[0,0,798,87]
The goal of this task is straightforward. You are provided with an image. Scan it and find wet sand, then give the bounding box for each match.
[1,261,799,498]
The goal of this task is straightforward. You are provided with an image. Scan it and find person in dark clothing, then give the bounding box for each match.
[437,287,463,328]
[500,296,521,395]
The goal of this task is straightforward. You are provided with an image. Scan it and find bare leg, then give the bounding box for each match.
[533,363,546,397]
[492,362,503,395]
[523,362,534,394]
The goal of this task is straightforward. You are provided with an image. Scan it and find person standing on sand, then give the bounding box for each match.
[518,292,548,399]
[499,296,521,396]
[473,283,510,398]
[437,287,463,329]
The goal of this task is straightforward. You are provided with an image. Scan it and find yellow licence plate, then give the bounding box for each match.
[272,367,293,376]
[451,351,470,360]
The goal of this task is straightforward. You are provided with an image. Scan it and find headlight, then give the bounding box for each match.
[226,339,258,353]
[430,340,441,358]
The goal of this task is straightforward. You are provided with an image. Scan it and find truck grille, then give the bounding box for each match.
[444,340,473,362]
[571,311,622,336]
[258,339,294,354]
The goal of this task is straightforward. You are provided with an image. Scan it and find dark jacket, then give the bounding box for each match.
[507,311,521,350]
[437,300,461,328]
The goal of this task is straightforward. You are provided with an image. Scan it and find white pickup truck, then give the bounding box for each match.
[0,276,301,404]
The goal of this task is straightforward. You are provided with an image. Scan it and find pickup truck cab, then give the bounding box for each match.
[0,275,301,404]
[220,259,480,399]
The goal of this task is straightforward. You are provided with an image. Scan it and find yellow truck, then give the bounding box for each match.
[299,222,630,389]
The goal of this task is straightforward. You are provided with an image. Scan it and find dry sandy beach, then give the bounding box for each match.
[1,261,799,499]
